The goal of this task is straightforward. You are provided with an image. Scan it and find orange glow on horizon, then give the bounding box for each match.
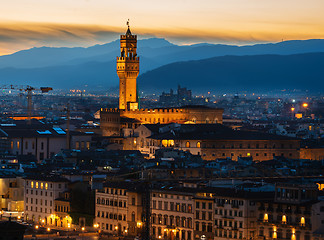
[0,0,324,55]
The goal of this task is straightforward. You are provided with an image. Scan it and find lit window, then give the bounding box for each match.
[41,183,43,189]
[197,142,201,148]
[45,183,48,190]
[186,141,190,148]
[300,217,305,226]
[247,153,251,156]
[31,181,34,188]
[263,213,268,222]
[282,215,287,224]
[36,182,39,189]
[162,140,168,147]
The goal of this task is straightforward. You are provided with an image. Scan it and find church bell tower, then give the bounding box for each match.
[117,21,139,110]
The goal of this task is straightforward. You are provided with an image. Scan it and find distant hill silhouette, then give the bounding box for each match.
[138,53,324,92]
[0,38,324,91]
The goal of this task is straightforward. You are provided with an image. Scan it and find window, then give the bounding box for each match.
[195,222,199,231]
[196,142,201,148]
[186,141,190,148]
[282,215,287,224]
[300,217,305,226]
[164,202,168,210]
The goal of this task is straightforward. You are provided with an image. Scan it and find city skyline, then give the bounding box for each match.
[1,0,324,55]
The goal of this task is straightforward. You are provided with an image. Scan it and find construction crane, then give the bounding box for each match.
[0,85,53,124]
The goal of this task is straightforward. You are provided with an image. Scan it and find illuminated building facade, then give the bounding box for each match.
[100,26,223,137]
[54,192,72,228]
[24,176,69,226]
[257,183,324,240]
[95,182,143,237]
[0,176,24,218]
[127,124,301,161]
[151,189,194,240]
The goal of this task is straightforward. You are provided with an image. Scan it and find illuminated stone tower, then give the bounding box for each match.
[117,22,139,110]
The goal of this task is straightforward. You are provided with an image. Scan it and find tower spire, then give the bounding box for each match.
[126,19,132,35]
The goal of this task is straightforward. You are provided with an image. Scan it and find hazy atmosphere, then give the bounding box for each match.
[1,0,324,55]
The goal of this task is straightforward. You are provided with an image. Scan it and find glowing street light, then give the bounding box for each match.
[303,103,308,108]
[35,225,39,230]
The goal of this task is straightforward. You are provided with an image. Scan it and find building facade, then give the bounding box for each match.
[95,182,144,237]
[257,183,324,240]
[24,176,69,226]
[127,124,301,161]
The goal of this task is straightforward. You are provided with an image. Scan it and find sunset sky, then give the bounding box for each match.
[0,0,324,55]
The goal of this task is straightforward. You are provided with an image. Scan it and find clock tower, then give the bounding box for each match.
[117,22,139,110]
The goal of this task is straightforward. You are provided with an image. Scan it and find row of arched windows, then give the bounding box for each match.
[151,214,192,228]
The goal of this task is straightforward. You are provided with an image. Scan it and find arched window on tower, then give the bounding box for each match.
[186,141,190,148]
[197,142,201,148]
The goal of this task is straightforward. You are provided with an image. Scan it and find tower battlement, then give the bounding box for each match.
[100,108,120,113]
[116,57,139,61]
[120,35,137,40]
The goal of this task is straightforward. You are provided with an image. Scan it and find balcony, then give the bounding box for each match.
[222,215,234,220]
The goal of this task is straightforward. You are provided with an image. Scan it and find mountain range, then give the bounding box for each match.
[0,38,323,92]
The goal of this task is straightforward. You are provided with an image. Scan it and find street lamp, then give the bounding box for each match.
[47,227,50,238]
[81,226,85,240]
[67,223,71,238]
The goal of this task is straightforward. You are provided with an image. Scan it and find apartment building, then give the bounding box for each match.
[151,188,194,240]
[257,183,324,240]
[95,182,144,237]
[24,176,69,225]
